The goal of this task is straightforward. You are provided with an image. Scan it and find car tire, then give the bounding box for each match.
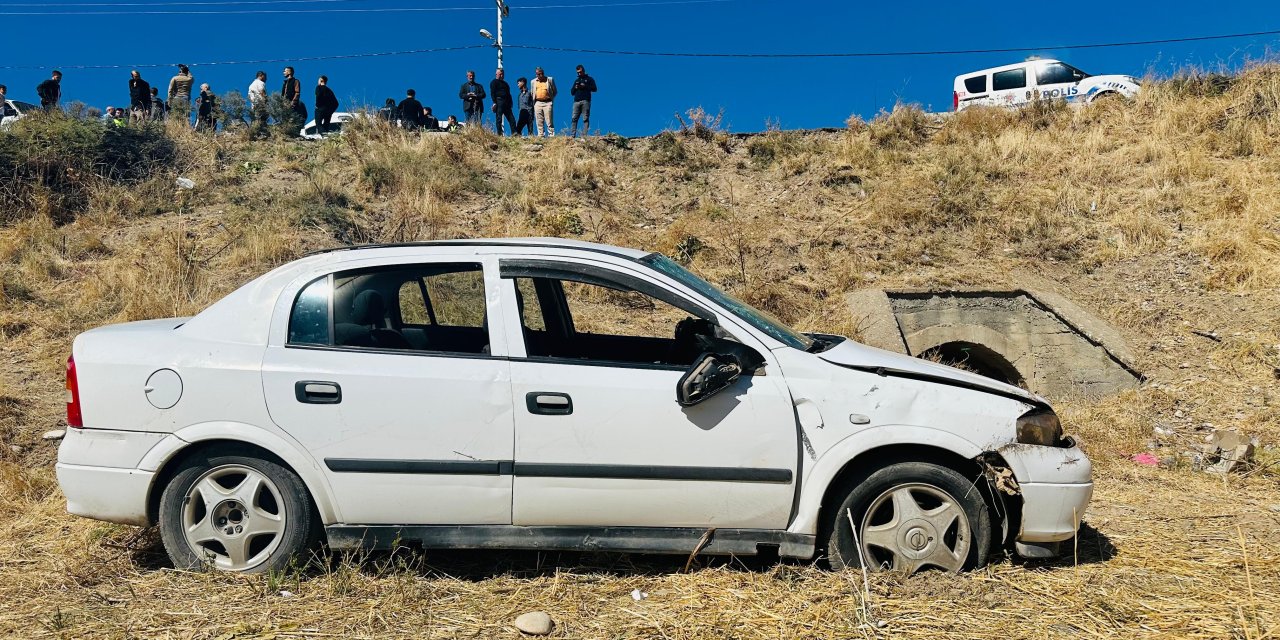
[825,461,991,574]
[159,449,320,573]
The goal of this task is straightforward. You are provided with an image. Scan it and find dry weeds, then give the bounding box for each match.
[1,64,1279,638]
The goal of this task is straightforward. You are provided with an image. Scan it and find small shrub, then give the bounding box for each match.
[868,104,933,148]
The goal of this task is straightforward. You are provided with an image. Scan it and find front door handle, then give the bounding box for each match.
[526,392,572,416]
[296,381,342,404]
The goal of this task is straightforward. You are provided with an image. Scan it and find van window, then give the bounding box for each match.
[963,75,987,94]
[992,68,1027,91]
[1037,63,1084,86]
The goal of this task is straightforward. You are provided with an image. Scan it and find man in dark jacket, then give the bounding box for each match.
[149,87,167,120]
[397,89,423,131]
[421,106,440,131]
[569,64,597,138]
[378,98,396,123]
[314,75,339,134]
[128,70,151,122]
[489,68,516,136]
[37,70,62,111]
[281,66,306,131]
[459,70,486,127]
[195,83,217,132]
[514,77,533,137]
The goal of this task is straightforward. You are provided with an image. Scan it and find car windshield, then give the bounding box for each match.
[12,101,37,112]
[641,253,814,351]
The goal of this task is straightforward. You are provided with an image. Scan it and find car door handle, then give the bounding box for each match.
[526,392,572,416]
[295,381,342,404]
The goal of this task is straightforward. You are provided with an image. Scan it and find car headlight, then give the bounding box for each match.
[1016,408,1064,446]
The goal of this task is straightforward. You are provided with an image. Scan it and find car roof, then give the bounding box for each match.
[956,58,1060,80]
[304,238,654,260]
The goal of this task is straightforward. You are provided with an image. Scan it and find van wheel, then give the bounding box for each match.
[159,450,319,573]
[826,462,990,574]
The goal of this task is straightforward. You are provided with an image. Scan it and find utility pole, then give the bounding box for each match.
[495,0,509,70]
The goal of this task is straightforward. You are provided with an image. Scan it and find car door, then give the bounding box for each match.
[261,256,515,525]
[992,66,1030,107]
[1033,61,1085,103]
[497,256,799,530]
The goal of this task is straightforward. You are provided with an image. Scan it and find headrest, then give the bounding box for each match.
[351,290,386,326]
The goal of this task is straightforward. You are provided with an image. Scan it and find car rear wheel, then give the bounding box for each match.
[159,450,319,573]
[826,461,991,574]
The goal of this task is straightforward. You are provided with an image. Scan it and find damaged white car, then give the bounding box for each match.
[57,239,1092,573]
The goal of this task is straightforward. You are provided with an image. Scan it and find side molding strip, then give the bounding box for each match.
[324,459,793,483]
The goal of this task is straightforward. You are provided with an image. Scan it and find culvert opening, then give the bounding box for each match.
[919,341,1026,388]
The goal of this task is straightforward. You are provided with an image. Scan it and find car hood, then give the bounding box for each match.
[815,339,1045,407]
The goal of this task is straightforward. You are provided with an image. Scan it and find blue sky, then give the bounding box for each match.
[2,0,1279,135]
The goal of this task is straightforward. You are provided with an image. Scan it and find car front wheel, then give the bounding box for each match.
[159,449,319,573]
[826,461,991,574]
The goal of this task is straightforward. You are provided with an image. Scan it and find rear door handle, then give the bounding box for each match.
[526,392,572,416]
[296,381,342,404]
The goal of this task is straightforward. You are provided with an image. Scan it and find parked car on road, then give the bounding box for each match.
[1,99,37,129]
[953,59,1140,111]
[56,239,1092,573]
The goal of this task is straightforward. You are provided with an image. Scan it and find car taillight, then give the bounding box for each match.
[66,355,83,428]
[953,91,959,111]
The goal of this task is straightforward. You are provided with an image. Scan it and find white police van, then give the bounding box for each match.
[953,59,1139,111]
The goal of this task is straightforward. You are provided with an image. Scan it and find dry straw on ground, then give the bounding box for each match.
[1,65,1279,638]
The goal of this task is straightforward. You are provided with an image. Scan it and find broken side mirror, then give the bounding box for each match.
[676,353,743,407]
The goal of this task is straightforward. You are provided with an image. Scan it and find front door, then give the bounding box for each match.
[499,258,799,530]
[261,258,515,525]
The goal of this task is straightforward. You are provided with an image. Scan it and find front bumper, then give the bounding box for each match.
[997,439,1093,552]
[55,463,154,526]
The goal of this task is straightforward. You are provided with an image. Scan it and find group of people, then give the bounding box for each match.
[15,62,599,138]
[382,64,598,137]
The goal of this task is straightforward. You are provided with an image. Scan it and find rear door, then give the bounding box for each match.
[261,255,515,525]
[497,256,799,530]
[992,66,1031,107]
[956,73,991,110]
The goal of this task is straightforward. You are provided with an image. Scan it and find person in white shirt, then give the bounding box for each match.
[248,70,268,126]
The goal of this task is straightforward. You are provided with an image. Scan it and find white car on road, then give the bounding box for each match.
[2,99,37,129]
[57,239,1092,573]
[953,58,1140,111]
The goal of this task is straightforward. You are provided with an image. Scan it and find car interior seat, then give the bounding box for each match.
[336,290,412,350]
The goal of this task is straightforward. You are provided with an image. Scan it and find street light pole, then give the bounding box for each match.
[495,0,508,70]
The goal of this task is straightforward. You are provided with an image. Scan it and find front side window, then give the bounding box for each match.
[287,262,488,355]
[992,68,1027,91]
[1037,62,1087,86]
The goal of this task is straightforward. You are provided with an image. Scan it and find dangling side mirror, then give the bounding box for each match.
[676,352,743,407]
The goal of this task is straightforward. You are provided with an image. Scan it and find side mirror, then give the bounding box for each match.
[676,353,743,407]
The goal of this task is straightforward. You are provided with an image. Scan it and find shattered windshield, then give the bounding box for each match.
[641,254,814,351]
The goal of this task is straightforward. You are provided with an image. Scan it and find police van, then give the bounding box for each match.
[953,59,1139,112]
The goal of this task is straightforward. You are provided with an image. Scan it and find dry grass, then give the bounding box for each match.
[1,64,1279,637]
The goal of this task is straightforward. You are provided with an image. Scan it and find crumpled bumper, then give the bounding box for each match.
[997,438,1094,554]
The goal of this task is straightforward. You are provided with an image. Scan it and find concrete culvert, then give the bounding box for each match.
[847,288,1142,399]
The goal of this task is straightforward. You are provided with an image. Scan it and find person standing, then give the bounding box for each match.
[167,64,194,123]
[421,106,440,131]
[0,85,9,118]
[149,87,167,120]
[378,98,396,123]
[195,83,217,132]
[248,70,268,126]
[281,66,306,130]
[514,77,533,137]
[314,75,338,134]
[128,70,151,123]
[397,89,423,131]
[458,70,486,127]
[569,64,597,138]
[531,66,556,137]
[489,68,516,136]
[37,70,62,112]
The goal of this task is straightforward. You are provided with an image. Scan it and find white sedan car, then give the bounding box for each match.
[2,99,37,129]
[57,239,1092,573]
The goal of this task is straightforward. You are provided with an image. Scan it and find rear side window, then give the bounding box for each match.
[992,68,1027,91]
[1037,62,1084,85]
[288,262,489,355]
[963,75,987,93]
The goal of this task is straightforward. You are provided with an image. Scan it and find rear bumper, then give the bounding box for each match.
[55,463,154,526]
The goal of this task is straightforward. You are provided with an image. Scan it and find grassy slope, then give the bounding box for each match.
[0,68,1278,638]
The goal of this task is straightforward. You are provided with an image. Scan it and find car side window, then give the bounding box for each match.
[963,75,987,94]
[287,262,489,355]
[510,275,715,368]
[1037,63,1079,86]
[993,68,1027,91]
